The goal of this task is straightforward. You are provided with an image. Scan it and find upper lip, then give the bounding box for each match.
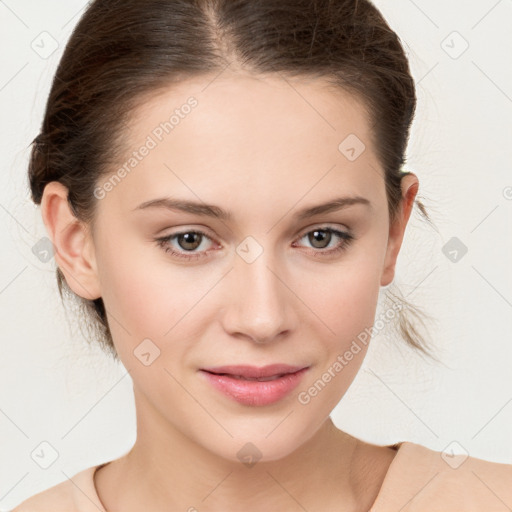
[201,364,308,378]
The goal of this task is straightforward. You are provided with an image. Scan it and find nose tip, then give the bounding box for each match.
[224,254,293,345]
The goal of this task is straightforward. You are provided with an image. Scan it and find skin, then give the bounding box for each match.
[40,72,418,511]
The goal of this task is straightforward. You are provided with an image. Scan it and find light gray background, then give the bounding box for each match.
[1,0,511,508]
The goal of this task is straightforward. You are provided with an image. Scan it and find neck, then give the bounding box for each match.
[95,389,380,512]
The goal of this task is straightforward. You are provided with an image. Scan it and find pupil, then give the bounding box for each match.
[179,232,201,250]
[310,230,330,249]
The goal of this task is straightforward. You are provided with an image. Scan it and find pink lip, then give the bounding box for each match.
[201,364,306,378]
[199,364,309,406]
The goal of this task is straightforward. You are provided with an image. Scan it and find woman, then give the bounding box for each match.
[13,0,511,510]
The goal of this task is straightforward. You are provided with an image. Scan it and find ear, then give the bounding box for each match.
[40,181,101,300]
[380,173,419,287]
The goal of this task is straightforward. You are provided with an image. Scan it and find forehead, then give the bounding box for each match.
[128,72,374,150]
[101,73,384,215]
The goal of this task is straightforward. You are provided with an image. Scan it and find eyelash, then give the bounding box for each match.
[154,226,355,261]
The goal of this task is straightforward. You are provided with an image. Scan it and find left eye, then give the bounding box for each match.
[155,226,354,261]
[295,227,352,251]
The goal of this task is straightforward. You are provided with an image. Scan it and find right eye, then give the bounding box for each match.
[155,229,217,261]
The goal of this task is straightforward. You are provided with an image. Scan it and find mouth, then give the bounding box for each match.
[199,364,310,406]
[207,373,289,382]
[201,363,307,379]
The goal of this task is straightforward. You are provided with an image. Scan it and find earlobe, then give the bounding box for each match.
[380,173,420,287]
[40,181,102,300]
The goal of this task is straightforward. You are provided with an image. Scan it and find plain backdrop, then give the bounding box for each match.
[1,0,511,509]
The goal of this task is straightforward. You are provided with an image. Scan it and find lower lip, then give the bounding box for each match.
[200,368,309,406]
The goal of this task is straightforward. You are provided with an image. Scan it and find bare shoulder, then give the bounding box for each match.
[405,441,512,481]
[379,441,512,508]
[10,478,74,512]
[435,446,512,497]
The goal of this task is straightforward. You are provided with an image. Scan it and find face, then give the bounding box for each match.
[58,73,413,463]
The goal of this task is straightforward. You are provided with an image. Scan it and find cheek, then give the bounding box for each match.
[295,268,382,412]
[96,232,221,362]
[94,230,173,343]
[306,254,385,343]
[100,259,195,344]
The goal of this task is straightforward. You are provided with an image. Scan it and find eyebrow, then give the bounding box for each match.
[132,195,372,221]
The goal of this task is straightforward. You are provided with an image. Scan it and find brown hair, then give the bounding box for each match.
[28,0,438,362]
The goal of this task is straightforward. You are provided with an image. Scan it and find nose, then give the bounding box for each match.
[222,250,296,345]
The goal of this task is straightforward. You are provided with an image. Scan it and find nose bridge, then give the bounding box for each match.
[226,238,292,342]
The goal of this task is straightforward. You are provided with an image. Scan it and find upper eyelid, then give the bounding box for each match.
[296,223,349,236]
